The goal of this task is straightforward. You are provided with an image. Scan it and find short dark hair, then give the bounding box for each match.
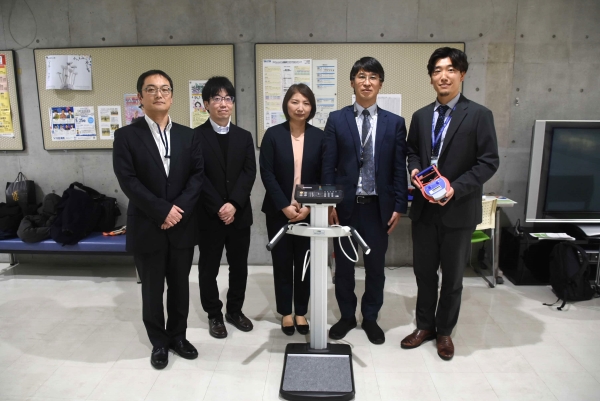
[137,70,173,94]
[202,76,235,102]
[282,84,317,121]
[427,47,469,76]
[350,57,385,82]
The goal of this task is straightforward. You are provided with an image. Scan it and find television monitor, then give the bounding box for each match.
[525,120,600,223]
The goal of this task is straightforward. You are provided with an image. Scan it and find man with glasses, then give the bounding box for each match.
[194,76,257,339]
[402,48,498,360]
[113,70,204,369]
[322,57,408,344]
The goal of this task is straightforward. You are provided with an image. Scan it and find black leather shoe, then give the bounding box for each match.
[150,346,168,369]
[225,312,253,332]
[209,317,228,339]
[281,316,295,336]
[169,339,198,360]
[329,318,357,340]
[361,320,385,345]
[294,315,310,335]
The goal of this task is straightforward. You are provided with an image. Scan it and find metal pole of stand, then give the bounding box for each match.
[308,203,329,350]
[267,186,359,401]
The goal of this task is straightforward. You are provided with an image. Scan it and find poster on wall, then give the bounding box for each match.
[262,59,312,130]
[312,60,337,129]
[45,55,92,90]
[49,106,97,141]
[189,80,209,128]
[98,106,122,140]
[124,94,144,125]
[0,54,14,137]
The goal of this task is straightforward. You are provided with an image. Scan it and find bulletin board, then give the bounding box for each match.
[0,50,24,151]
[34,45,235,150]
[255,42,464,145]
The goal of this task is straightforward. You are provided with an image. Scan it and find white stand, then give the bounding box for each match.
[268,203,369,401]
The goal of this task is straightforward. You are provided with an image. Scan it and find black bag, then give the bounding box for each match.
[544,242,596,310]
[50,184,102,245]
[0,202,23,239]
[5,172,37,215]
[17,193,61,243]
[70,182,121,232]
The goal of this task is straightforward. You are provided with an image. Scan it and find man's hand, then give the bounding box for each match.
[410,169,420,187]
[282,205,300,220]
[387,211,401,234]
[163,205,184,228]
[290,206,310,222]
[433,186,454,206]
[218,202,236,225]
[328,206,339,225]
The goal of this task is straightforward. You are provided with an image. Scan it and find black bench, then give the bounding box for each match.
[0,232,139,282]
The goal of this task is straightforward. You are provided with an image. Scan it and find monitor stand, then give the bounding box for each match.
[277,203,355,401]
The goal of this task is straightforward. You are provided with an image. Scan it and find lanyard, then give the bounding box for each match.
[431,106,455,156]
[156,123,170,159]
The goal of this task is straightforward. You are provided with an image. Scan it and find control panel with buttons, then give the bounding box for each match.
[294,184,344,204]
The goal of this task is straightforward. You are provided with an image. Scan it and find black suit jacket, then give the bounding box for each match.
[259,121,324,217]
[407,94,500,228]
[112,118,204,253]
[195,120,256,231]
[322,105,409,226]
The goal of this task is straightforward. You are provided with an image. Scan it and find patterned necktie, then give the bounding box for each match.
[361,109,375,193]
[432,105,450,157]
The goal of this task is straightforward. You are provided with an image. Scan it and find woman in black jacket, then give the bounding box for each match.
[260,84,324,335]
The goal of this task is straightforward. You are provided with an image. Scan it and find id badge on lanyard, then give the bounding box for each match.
[430,157,439,166]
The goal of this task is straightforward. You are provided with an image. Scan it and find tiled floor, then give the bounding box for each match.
[0,262,599,400]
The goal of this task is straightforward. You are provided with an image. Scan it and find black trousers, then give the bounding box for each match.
[198,224,251,319]
[411,206,475,336]
[333,201,389,321]
[266,214,311,316]
[134,245,194,348]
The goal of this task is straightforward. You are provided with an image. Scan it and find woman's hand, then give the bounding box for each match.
[290,206,310,222]
[282,205,300,220]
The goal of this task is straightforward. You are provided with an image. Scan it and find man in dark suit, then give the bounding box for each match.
[402,48,499,360]
[195,76,256,339]
[113,70,204,369]
[323,57,408,345]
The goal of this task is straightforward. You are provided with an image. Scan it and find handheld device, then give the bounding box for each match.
[414,165,451,202]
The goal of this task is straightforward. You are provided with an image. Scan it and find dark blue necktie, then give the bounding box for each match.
[432,105,450,157]
[361,109,375,193]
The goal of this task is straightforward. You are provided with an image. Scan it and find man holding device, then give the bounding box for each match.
[403,48,499,360]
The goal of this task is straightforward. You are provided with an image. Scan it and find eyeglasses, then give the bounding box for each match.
[355,74,380,83]
[143,86,173,96]
[211,96,235,104]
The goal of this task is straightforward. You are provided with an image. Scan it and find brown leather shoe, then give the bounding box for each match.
[436,335,454,360]
[400,329,436,349]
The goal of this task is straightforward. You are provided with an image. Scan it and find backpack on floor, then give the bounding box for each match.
[543,242,596,310]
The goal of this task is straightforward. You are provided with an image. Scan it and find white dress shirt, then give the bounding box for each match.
[145,114,172,175]
[209,117,231,134]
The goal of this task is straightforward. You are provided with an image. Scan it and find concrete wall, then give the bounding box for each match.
[1,0,599,265]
